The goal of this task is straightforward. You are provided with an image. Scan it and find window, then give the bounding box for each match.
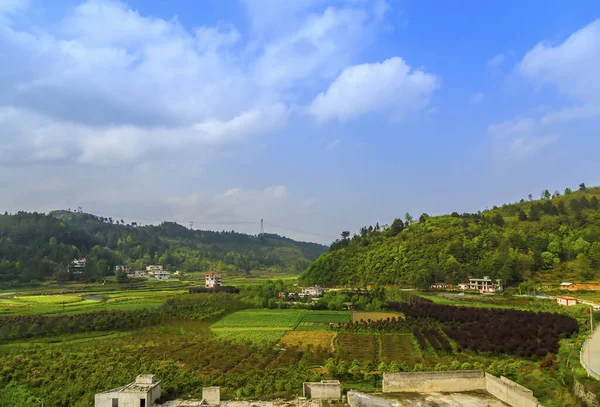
[112,399,118,407]
[140,400,146,407]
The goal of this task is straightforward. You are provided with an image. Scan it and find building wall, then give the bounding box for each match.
[303,381,341,399]
[95,391,119,407]
[347,391,394,407]
[202,387,220,405]
[485,373,541,407]
[148,383,161,404]
[118,391,150,407]
[382,370,486,393]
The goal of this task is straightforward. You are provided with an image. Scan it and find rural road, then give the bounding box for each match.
[582,325,600,378]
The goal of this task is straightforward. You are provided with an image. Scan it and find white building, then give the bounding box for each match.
[556,296,578,307]
[68,258,87,278]
[299,286,323,298]
[95,374,161,407]
[468,276,503,293]
[458,283,469,291]
[153,270,170,280]
[205,272,222,288]
[559,282,573,290]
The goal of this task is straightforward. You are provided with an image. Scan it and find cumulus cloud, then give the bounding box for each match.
[308,57,439,122]
[487,53,505,68]
[489,19,600,161]
[517,19,600,103]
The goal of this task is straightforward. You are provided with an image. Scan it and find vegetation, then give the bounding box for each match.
[0,210,326,285]
[300,185,600,288]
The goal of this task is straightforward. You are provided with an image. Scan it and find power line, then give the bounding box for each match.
[263,221,337,240]
[63,209,336,240]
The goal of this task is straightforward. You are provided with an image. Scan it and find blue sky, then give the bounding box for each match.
[1,0,600,243]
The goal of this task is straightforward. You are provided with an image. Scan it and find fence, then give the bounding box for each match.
[580,323,600,379]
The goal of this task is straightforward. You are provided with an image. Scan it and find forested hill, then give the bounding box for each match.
[0,210,327,283]
[299,185,600,288]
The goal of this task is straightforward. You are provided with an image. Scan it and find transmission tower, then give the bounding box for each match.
[259,219,264,235]
[189,221,194,230]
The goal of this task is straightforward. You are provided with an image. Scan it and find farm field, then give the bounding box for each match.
[380,334,415,365]
[335,333,378,363]
[352,311,401,322]
[0,288,186,316]
[296,311,351,330]
[279,330,335,349]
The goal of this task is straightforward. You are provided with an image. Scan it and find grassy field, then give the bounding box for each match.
[352,311,401,322]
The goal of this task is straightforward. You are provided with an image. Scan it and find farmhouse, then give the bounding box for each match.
[559,282,572,290]
[68,258,86,279]
[468,276,503,293]
[430,283,453,290]
[95,374,161,407]
[556,296,578,306]
[458,283,469,291]
[205,272,222,288]
[564,282,600,291]
[299,286,323,298]
[115,265,132,274]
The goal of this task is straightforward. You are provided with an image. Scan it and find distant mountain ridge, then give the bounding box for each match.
[299,185,600,288]
[0,210,327,284]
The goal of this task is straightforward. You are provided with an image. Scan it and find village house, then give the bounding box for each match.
[468,276,503,293]
[205,272,222,288]
[458,283,469,291]
[95,374,161,407]
[68,258,86,279]
[562,282,600,291]
[556,296,578,307]
[430,283,453,290]
[115,265,132,274]
[299,286,323,298]
[559,282,572,290]
[145,265,170,280]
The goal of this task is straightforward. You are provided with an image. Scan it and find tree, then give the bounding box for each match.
[542,190,551,200]
[517,210,528,221]
[336,361,348,378]
[591,196,599,210]
[528,194,533,201]
[419,213,429,223]
[492,213,504,226]
[404,212,414,226]
[116,270,129,283]
[377,361,387,375]
[564,187,573,195]
[388,218,405,237]
[579,183,587,191]
[341,231,350,240]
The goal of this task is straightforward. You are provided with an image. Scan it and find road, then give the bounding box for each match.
[582,324,600,378]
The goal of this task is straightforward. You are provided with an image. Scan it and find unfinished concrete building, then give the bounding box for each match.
[302,380,341,400]
[95,374,161,407]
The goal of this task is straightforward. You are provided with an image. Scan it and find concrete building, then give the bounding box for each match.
[153,269,171,280]
[556,296,578,306]
[201,387,220,405]
[95,374,161,407]
[299,286,323,298]
[458,283,469,291]
[146,265,163,274]
[303,380,341,400]
[115,265,132,274]
[68,258,87,279]
[430,283,453,290]
[468,276,503,293]
[205,272,222,288]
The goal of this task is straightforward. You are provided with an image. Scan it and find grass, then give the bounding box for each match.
[0,289,186,316]
[352,311,401,323]
[335,333,378,363]
[279,330,336,349]
[211,309,307,329]
[380,334,415,365]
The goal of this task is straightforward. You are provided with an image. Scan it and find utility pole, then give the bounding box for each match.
[260,219,264,235]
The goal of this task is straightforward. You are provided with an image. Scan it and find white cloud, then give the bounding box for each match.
[471,93,484,104]
[540,104,600,126]
[487,53,505,68]
[488,118,558,160]
[308,57,439,122]
[264,185,288,200]
[325,138,342,150]
[517,19,600,103]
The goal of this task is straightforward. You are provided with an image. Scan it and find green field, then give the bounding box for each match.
[0,289,186,316]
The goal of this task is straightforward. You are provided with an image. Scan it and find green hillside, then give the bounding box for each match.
[0,210,327,284]
[299,185,600,288]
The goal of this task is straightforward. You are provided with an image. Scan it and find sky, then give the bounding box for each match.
[1,0,600,244]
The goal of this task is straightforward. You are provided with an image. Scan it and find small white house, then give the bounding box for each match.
[95,374,161,407]
[559,282,572,290]
[556,296,578,307]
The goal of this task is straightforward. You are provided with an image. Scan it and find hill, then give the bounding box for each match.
[299,184,600,288]
[0,210,327,284]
